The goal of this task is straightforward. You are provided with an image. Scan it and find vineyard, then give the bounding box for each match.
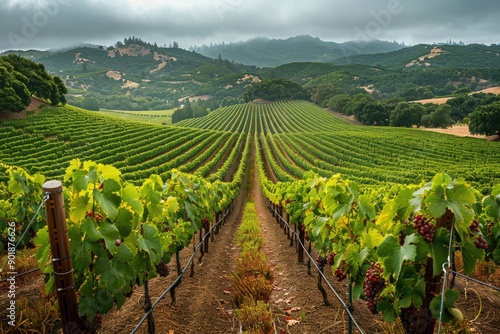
[1,100,499,333]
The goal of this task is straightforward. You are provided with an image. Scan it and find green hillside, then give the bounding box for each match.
[2,42,261,111]
[332,43,500,69]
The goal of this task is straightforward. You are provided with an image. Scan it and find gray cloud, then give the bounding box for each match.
[0,0,499,52]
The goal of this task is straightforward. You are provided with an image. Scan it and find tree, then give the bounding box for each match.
[468,102,500,135]
[390,102,426,127]
[0,57,31,112]
[421,104,454,128]
[326,94,351,114]
[357,102,390,126]
[243,78,308,102]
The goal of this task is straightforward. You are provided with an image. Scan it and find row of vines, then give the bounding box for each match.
[256,132,500,332]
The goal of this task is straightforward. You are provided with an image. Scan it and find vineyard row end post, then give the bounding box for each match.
[43,180,80,333]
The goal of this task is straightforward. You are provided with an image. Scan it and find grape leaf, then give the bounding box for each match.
[429,228,451,276]
[425,182,475,226]
[461,240,485,275]
[122,184,143,217]
[93,189,119,221]
[69,193,91,223]
[114,208,134,237]
[137,224,163,264]
[430,289,459,323]
[377,234,417,280]
[81,217,102,242]
[99,220,120,254]
[69,225,93,273]
[483,185,500,220]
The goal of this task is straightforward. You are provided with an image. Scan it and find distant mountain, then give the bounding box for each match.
[332,43,500,69]
[193,35,405,67]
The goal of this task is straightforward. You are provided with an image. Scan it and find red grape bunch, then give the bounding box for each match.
[473,236,488,249]
[334,268,347,281]
[155,260,171,277]
[326,252,336,266]
[400,306,418,334]
[469,219,480,233]
[363,262,386,314]
[316,255,327,268]
[80,312,102,334]
[413,215,435,242]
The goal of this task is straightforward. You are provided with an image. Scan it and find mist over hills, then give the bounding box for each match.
[193,35,405,67]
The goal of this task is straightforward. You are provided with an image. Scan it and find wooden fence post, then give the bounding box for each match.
[43,180,80,333]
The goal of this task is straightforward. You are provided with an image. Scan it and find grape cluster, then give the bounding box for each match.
[469,219,480,232]
[326,252,336,266]
[413,215,435,242]
[80,312,102,334]
[316,255,327,267]
[334,268,347,281]
[155,261,171,277]
[363,262,385,314]
[473,236,488,249]
[400,306,418,334]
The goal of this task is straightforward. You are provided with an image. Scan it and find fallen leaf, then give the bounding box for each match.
[286,318,300,326]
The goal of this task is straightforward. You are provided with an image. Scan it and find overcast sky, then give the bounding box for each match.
[1,0,499,52]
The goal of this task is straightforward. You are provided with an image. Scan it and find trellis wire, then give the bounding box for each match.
[130,207,231,334]
[0,195,48,275]
[268,203,365,334]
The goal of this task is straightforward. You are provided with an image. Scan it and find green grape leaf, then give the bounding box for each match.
[397,276,425,308]
[461,240,485,275]
[94,256,134,295]
[429,228,451,276]
[93,189,119,221]
[377,297,397,322]
[483,185,500,220]
[68,225,93,273]
[99,220,120,254]
[69,193,91,223]
[99,163,121,181]
[377,234,417,280]
[358,194,376,220]
[425,183,475,226]
[114,208,134,238]
[430,289,459,323]
[81,217,102,242]
[72,169,96,192]
[122,184,143,217]
[377,200,398,235]
[343,243,368,278]
[78,273,98,325]
[137,224,162,264]
[34,227,51,273]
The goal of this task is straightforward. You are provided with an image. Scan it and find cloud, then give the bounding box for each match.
[0,0,499,52]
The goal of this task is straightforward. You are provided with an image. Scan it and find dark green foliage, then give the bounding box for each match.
[468,102,500,135]
[82,96,100,111]
[446,93,500,122]
[171,99,209,123]
[0,58,31,112]
[243,78,308,102]
[357,102,390,126]
[421,104,454,128]
[0,54,67,110]
[390,102,426,127]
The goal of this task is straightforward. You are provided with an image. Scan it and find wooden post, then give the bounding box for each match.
[298,222,305,263]
[43,181,80,333]
[415,209,454,334]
